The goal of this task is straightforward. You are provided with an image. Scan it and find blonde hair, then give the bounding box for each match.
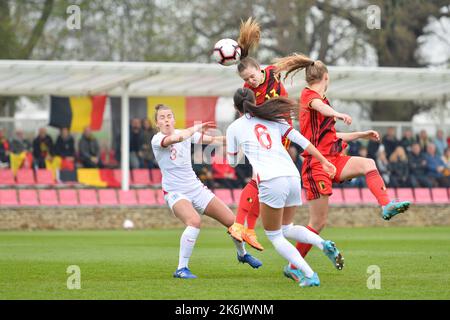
[237,17,260,59]
[237,17,261,74]
[274,53,328,84]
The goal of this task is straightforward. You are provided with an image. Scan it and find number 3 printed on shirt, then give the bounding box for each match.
[169,145,177,160]
[254,124,272,149]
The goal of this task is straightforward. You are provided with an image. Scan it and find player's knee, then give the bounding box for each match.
[186,217,201,229]
[364,158,377,173]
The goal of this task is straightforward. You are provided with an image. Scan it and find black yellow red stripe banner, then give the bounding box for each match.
[49,96,107,133]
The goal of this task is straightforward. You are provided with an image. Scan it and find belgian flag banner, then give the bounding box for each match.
[49,96,107,132]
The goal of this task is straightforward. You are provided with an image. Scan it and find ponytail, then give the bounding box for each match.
[237,17,260,59]
[274,53,328,84]
[237,17,261,74]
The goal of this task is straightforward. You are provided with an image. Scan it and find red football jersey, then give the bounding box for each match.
[243,65,291,148]
[299,87,347,157]
[243,65,288,106]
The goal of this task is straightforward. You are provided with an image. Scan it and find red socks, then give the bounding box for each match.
[366,169,390,206]
[236,180,259,226]
[246,193,260,229]
[290,225,319,269]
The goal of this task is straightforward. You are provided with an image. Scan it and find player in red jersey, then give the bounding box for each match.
[273,53,411,281]
[227,18,290,251]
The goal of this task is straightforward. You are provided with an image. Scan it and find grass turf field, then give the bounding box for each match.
[0,227,449,300]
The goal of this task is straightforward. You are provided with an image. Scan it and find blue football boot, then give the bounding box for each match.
[322,240,344,270]
[173,267,197,279]
[382,200,411,220]
[237,253,262,269]
[299,272,320,288]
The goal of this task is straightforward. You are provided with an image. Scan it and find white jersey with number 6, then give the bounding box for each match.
[226,114,311,182]
[151,130,203,192]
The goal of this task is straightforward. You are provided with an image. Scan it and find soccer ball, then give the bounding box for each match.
[212,38,242,66]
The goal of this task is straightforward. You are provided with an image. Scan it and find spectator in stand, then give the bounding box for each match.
[287,144,303,173]
[434,129,448,157]
[375,146,390,186]
[140,119,158,169]
[79,127,103,168]
[10,129,32,154]
[408,142,432,188]
[367,139,380,160]
[129,118,144,169]
[443,148,450,177]
[417,129,431,153]
[0,128,10,167]
[32,127,53,169]
[400,129,415,154]
[347,140,362,157]
[211,145,238,190]
[388,146,410,188]
[424,143,449,187]
[54,128,75,170]
[100,141,119,168]
[382,127,399,159]
[192,146,214,189]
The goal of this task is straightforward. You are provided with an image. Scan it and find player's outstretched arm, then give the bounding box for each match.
[310,99,352,125]
[161,122,216,147]
[200,135,226,145]
[336,130,380,142]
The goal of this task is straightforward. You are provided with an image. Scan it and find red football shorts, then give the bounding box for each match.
[301,154,351,201]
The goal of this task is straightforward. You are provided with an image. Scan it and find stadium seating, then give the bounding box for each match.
[131,169,151,186]
[155,190,166,205]
[137,189,157,205]
[58,189,78,206]
[16,169,35,185]
[329,188,344,205]
[98,189,118,205]
[413,188,433,205]
[361,188,379,205]
[0,169,15,186]
[343,188,362,205]
[396,188,414,203]
[0,189,18,206]
[232,189,242,205]
[387,188,397,201]
[214,189,234,206]
[79,189,99,206]
[150,169,162,185]
[18,190,39,206]
[36,169,55,185]
[39,190,58,206]
[431,188,449,204]
[118,190,138,206]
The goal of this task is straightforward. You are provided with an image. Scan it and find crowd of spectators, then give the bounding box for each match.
[1,124,449,190]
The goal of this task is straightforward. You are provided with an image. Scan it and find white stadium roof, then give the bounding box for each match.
[0,60,450,101]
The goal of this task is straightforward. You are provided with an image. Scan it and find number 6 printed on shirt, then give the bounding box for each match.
[254,124,272,149]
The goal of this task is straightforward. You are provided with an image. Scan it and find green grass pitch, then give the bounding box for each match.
[1,227,449,300]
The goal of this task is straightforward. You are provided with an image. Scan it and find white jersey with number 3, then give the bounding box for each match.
[151,130,203,192]
[226,114,311,182]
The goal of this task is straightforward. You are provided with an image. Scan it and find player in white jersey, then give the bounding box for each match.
[151,104,262,279]
[226,88,344,288]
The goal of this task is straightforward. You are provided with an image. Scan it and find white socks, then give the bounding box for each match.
[178,226,200,270]
[265,229,314,278]
[231,237,247,257]
[282,223,324,250]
